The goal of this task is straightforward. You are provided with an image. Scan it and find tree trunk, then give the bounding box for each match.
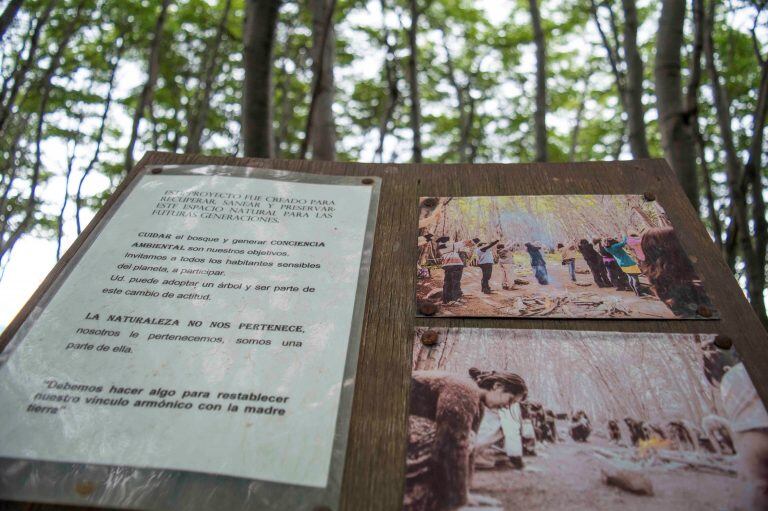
[655,0,699,208]
[124,0,171,172]
[308,0,336,160]
[76,35,124,234]
[529,0,547,162]
[569,74,590,161]
[375,0,400,163]
[242,0,280,158]
[621,0,650,158]
[703,0,760,319]
[0,0,54,136]
[407,0,423,163]
[186,0,232,154]
[744,61,768,325]
[0,0,23,41]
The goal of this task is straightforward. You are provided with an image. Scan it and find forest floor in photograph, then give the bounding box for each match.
[468,437,736,511]
[417,257,672,318]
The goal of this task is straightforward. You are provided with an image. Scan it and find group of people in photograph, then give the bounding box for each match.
[420,225,711,317]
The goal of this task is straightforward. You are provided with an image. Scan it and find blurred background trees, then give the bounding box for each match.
[0,0,766,323]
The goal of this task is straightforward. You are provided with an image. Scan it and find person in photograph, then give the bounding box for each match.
[604,236,642,296]
[471,369,529,470]
[596,238,631,291]
[438,237,474,304]
[407,369,528,510]
[641,227,712,316]
[626,230,646,269]
[557,242,578,283]
[702,341,768,510]
[569,410,592,442]
[577,238,612,287]
[475,240,499,294]
[495,243,516,290]
[525,242,549,285]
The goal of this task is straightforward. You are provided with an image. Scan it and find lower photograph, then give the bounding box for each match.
[405,328,768,511]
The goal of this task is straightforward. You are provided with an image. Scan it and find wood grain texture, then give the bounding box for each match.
[2,153,767,511]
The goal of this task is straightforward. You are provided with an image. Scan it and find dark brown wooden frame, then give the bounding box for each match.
[2,152,767,511]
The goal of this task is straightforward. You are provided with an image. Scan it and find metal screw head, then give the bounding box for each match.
[151,168,162,174]
[74,481,96,496]
[361,178,374,185]
[421,330,439,346]
[713,335,733,350]
[422,197,438,208]
[418,302,438,316]
[643,192,656,202]
[697,305,713,318]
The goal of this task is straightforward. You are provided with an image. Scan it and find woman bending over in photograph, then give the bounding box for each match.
[406,370,528,511]
[525,242,549,285]
[604,236,642,296]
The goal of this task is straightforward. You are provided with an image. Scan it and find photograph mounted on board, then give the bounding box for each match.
[404,328,768,511]
[416,195,716,319]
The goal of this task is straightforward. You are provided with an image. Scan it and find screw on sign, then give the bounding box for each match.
[421,197,438,208]
[713,335,733,350]
[643,191,656,202]
[421,330,439,346]
[697,305,713,318]
[418,302,438,316]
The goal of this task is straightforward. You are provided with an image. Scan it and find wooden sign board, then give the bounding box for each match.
[1,152,767,511]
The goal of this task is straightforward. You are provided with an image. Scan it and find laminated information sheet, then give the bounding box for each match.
[0,165,380,510]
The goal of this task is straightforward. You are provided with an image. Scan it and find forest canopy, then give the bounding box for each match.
[0,0,766,323]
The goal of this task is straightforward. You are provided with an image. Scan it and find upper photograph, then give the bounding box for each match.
[416,195,716,319]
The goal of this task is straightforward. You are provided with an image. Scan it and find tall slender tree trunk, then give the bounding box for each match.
[687,0,722,244]
[124,0,171,172]
[744,60,768,324]
[407,0,423,163]
[308,0,336,160]
[703,0,766,324]
[242,0,280,158]
[76,35,124,234]
[529,0,547,162]
[0,0,23,41]
[655,0,699,209]
[187,0,232,154]
[621,0,650,158]
[0,0,54,137]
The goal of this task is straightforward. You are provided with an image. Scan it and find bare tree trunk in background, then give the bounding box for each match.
[744,28,768,324]
[704,0,767,325]
[124,0,171,172]
[57,121,82,260]
[375,0,400,163]
[687,0,722,247]
[529,0,547,162]
[655,0,699,209]
[243,0,280,158]
[407,0,423,163]
[298,0,336,160]
[0,0,54,137]
[0,0,23,41]
[308,0,336,160]
[186,0,232,154]
[76,35,124,234]
[621,0,650,158]
[569,74,590,161]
